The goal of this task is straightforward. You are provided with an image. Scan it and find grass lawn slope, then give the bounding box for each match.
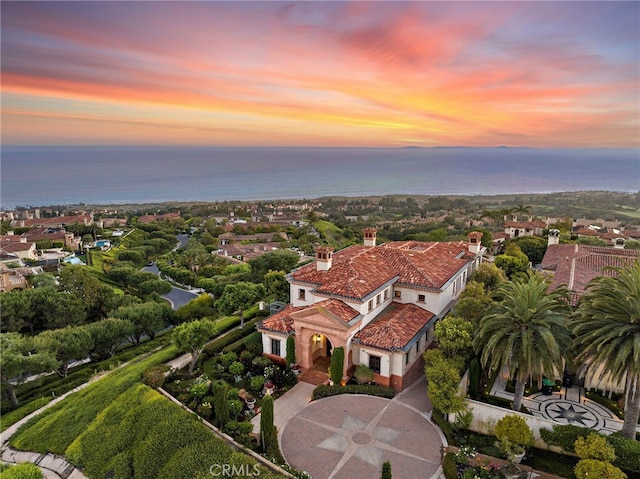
[10,348,285,479]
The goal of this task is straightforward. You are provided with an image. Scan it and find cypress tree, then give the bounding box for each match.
[469,357,480,399]
[286,335,296,366]
[212,380,229,429]
[260,394,280,458]
[330,347,344,385]
[381,460,392,479]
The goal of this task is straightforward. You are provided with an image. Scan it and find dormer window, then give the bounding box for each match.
[418,294,425,303]
[299,288,306,300]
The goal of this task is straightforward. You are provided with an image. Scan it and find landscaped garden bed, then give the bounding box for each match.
[163,338,297,448]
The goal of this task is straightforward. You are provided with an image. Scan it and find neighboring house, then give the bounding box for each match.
[541,232,640,393]
[218,232,288,245]
[98,217,128,228]
[11,214,93,229]
[0,236,38,260]
[503,218,546,239]
[0,266,27,292]
[541,231,640,305]
[137,212,181,224]
[217,242,284,261]
[22,227,80,249]
[257,228,485,391]
[0,263,43,292]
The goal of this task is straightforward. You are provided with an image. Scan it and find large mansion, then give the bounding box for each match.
[257,229,485,391]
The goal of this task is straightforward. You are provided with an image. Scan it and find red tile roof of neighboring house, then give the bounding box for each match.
[541,244,640,303]
[16,215,92,228]
[574,228,601,237]
[137,213,181,224]
[0,241,35,254]
[504,220,546,229]
[290,240,473,299]
[353,303,434,351]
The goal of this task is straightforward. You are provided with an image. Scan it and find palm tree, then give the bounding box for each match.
[473,271,571,411]
[513,204,532,218]
[572,261,640,440]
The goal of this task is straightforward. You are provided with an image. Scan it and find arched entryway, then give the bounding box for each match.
[300,333,335,385]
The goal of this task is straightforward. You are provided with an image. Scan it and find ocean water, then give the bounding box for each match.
[1,146,638,208]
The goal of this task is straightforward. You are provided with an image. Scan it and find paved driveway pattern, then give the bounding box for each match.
[280,378,444,479]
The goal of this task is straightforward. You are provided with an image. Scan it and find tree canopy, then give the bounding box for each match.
[474,272,571,411]
[173,319,218,373]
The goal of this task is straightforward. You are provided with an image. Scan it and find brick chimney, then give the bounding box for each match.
[363,228,377,247]
[548,229,560,246]
[315,246,334,271]
[467,231,483,254]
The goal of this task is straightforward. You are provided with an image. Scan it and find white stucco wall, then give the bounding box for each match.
[290,284,319,307]
[358,348,390,377]
[262,335,285,358]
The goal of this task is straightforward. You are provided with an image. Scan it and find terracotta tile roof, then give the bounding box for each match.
[541,244,640,303]
[0,242,35,253]
[258,299,361,335]
[574,228,601,237]
[504,220,546,229]
[311,299,360,323]
[290,241,473,300]
[353,303,434,352]
[257,304,305,334]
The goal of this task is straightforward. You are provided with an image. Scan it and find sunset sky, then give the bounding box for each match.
[2,1,638,148]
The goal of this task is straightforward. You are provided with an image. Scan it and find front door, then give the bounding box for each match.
[325,337,333,357]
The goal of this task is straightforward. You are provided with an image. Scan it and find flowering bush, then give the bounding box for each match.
[189,375,210,398]
[454,446,477,465]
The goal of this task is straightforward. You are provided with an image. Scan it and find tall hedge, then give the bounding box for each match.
[330,347,344,385]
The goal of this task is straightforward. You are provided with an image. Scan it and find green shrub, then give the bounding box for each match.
[354,365,375,385]
[495,415,533,446]
[442,452,458,479]
[250,376,265,393]
[203,317,261,356]
[607,434,640,473]
[228,361,245,377]
[540,424,592,453]
[575,433,616,462]
[219,352,238,369]
[311,384,395,400]
[0,397,52,432]
[574,459,627,479]
[0,463,44,479]
[222,331,262,354]
[141,365,169,389]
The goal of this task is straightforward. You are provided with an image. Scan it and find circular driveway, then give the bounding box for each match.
[280,394,444,479]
